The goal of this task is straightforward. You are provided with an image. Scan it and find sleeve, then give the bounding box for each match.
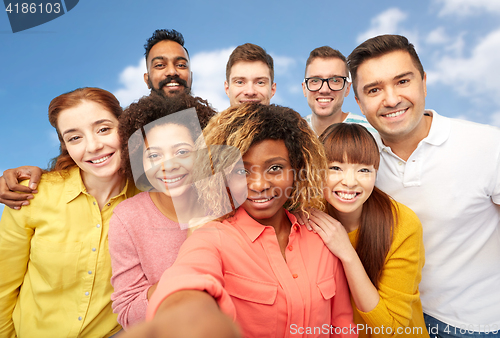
[108,212,152,329]
[146,224,236,321]
[0,206,33,338]
[331,259,358,338]
[356,204,425,336]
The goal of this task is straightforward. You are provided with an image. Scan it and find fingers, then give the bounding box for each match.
[3,166,42,192]
[0,192,33,209]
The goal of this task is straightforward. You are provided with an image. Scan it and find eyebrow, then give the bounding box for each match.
[231,76,270,81]
[144,142,194,152]
[150,55,189,64]
[362,71,415,92]
[61,119,114,137]
[243,156,289,166]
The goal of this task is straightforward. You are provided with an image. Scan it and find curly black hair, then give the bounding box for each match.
[119,93,216,184]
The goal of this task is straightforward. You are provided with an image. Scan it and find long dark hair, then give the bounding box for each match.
[320,123,396,288]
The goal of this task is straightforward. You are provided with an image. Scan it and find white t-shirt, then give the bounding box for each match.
[304,112,377,135]
[374,110,500,329]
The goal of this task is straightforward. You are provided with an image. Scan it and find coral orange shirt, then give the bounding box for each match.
[147,208,357,337]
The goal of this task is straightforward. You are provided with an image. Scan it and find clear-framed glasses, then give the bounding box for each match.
[304,76,347,92]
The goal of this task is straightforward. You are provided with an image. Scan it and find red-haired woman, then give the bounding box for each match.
[300,123,429,338]
[0,88,139,338]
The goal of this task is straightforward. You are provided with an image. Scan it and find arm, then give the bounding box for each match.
[108,213,155,329]
[0,166,42,209]
[118,290,240,338]
[0,203,33,337]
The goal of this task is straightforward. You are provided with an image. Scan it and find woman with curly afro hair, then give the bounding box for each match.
[122,104,357,338]
[108,93,217,329]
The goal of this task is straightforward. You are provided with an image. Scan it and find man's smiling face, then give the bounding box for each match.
[144,40,192,97]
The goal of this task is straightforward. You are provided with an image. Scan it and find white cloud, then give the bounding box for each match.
[426,27,449,45]
[435,0,500,16]
[426,28,500,105]
[190,47,234,112]
[272,55,297,76]
[113,59,150,107]
[356,8,408,44]
[490,111,500,127]
[47,129,59,147]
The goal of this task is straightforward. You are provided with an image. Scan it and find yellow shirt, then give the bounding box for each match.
[0,167,139,338]
[348,202,429,338]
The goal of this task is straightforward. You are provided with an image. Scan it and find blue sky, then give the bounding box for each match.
[1,0,500,215]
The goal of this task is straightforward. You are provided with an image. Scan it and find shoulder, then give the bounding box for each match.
[113,191,152,215]
[391,201,423,239]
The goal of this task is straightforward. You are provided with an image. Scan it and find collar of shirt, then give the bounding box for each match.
[63,166,133,204]
[229,207,301,242]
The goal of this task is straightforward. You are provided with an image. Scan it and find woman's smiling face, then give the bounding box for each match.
[143,123,195,199]
[241,139,295,226]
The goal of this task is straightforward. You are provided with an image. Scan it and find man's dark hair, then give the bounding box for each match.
[348,34,424,96]
[305,46,348,77]
[226,43,274,83]
[144,29,189,61]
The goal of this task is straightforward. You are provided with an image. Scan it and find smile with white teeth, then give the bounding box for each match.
[159,175,185,184]
[317,98,332,102]
[250,197,273,203]
[166,83,180,87]
[384,109,406,118]
[336,191,358,200]
[90,154,111,164]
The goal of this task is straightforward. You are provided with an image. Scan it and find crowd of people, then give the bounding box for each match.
[0,29,499,338]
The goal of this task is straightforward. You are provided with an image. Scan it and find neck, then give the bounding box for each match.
[311,111,348,136]
[328,204,360,233]
[81,170,126,210]
[381,114,433,161]
[150,188,200,223]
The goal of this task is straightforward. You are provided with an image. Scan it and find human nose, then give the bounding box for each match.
[161,156,180,172]
[383,86,401,107]
[243,83,257,96]
[318,79,331,93]
[247,171,270,192]
[165,62,179,77]
[86,135,104,153]
[341,169,357,188]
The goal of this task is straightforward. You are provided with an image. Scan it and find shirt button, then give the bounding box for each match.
[398,161,403,166]
[88,271,92,275]
[107,203,111,206]
[92,248,96,252]
[293,225,299,231]
[288,245,293,251]
[93,202,96,205]
[78,316,82,321]
[292,274,298,279]
[96,224,101,228]
[85,292,89,296]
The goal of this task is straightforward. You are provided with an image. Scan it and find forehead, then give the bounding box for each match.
[356,51,417,85]
[146,123,193,145]
[57,101,117,130]
[306,57,348,77]
[147,40,189,65]
[229,61,272,80]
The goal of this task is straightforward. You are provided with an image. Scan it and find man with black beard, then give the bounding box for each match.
[143,29,193,97]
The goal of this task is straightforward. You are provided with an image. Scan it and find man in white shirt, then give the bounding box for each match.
[302,46,374,136]
[348,34,500,338]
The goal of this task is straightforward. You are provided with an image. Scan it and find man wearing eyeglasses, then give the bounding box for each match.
[302,46,374,136]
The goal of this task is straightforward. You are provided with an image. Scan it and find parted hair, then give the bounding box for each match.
[348,34,424,97]
[226,43,274,83]
[198,103,327,219]
[305,46,348,76]
[119,93,216,185]
[320,123,396,288]
[48,87,123,172]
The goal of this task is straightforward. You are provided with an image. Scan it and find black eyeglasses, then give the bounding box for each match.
[304,76,348,92]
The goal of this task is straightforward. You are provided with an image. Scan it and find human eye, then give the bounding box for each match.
[67,135,80,142]
[177,62,188,69]
[98,127,111,134]
[329,165,342,171]
[153,62,165,69]
[268,164,283,173]
[359,168,373,173]
[367,87,380,94]
[233,168,246,175]
[147,153,161,160]
[234,79,244,86]
[398,79,410,85]
[175,148,191,156]
[309,77,321,84]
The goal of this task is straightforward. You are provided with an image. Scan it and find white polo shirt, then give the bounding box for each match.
[374,110,500,330]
